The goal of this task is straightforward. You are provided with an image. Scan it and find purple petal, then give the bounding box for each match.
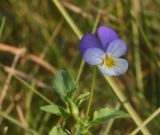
[97,26,119,50]
[106,39,127,57]
[79,33,101,54]
[100,58,128,76]
[84,48,105,65]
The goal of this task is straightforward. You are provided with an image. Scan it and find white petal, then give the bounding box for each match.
[84,48,105,65]
[112,58,128,75]
[100,57,128,76]
[100,64,116,76]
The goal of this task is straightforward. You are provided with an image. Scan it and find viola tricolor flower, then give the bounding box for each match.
[79,26,128,76]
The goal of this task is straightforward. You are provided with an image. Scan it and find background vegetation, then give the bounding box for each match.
[0,0,160,134]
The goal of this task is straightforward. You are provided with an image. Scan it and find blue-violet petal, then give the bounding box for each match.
[79,33,101,54]
[97,26,119,51]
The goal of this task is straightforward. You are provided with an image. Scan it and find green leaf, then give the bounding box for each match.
[40,104,69,118]
[49,126,69,135]
[90,108,129,125]
[53,70,77,101]
[75,92,89,107]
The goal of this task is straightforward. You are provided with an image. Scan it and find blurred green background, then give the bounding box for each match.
[0,0,160,134]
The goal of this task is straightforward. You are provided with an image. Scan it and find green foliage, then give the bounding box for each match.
[75,92,89,107]
[73,108,129,134]
[90,108,129,125]
[40,104,69,118]
[53,70,77,101]
[49,126,69,135]
[42,70,129,134]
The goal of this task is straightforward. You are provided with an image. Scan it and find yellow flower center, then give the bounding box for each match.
[105,57,115,68]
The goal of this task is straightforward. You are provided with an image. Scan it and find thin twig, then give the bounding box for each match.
[16,105,28,128]
[62,0,93,20]
[0,92,23,124]
[0,43,56,73]
[0,54,21,104]
[0,110,39,135]
[3,66,52,90]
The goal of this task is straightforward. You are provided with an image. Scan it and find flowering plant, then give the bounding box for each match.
[79,26,128,76]
[40,26,129,135]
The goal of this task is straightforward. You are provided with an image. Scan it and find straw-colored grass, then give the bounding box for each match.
[0,0,160,134]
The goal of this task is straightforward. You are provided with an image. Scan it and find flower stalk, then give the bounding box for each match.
[85,67,97,118]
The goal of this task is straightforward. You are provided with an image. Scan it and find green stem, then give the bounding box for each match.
[67,100,74,116]
[85,68,97,118]
[0,17,6,38]
[76,59,85,83]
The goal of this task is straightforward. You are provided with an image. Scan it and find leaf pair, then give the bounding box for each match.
[41,70,89,119]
